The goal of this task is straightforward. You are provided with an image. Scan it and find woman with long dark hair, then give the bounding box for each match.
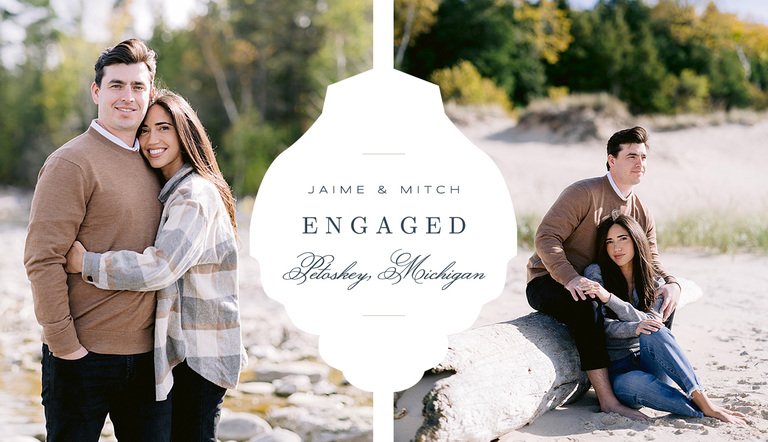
[579,212,744,424]
[65,89,247,441]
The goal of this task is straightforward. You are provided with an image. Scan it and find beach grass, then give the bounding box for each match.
[639,109,768,132]
[657,211,768,254]
[516,211,768,254]
[515,213,540,250]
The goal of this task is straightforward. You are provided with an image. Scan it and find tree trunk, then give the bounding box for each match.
[394,2,417,70]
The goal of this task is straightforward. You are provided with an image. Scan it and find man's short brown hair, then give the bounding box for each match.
[606,126,649,171]
[94,38,156,87]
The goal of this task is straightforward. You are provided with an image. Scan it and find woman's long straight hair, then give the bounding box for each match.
[596,212,658,312]
[148,89,237,233]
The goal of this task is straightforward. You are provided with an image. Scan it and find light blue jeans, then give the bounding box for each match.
[608,327,704,417]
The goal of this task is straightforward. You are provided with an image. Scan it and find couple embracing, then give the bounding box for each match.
[24,38,247,441]
[526,126,744,425]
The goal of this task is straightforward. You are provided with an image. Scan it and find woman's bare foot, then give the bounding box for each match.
[691,390,747,425]
[601,401,649,421]
[587,368,649,420]
[723,408,746,418]
[705,406,747,425]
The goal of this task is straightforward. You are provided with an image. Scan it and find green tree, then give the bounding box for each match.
[394,0,440,69]
[514,0,573,65]
[549,0,669,114]
[305,0,373,120]
[1,0,154,187]
[706,48,752,109]
[675,68,710,113]
[220,111,293,195]
[403,0,561,105]
[149,0,373,195]
[0,0,63,186]
[548,1,633,96]
[649,0,766,111]
[618,0,669,113]
[429,60,512,110]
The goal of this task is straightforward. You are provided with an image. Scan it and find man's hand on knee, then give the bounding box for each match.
[656,282,681,321]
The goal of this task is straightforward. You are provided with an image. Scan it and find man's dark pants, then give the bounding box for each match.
[527,274,676,371]
[527,274,611,371]
[42,344,172,442]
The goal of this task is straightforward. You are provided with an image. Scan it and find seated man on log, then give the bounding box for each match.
[525,126,680,420]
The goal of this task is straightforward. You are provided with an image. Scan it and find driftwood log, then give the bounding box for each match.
[399,279,702,442]
[413,312,589,442]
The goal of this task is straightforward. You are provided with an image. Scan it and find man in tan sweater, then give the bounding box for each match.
[526,126,681,420]
[24,39,170,441]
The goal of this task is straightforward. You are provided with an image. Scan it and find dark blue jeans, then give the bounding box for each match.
[41,344,172,442]
[170,360,227,442]
[609,327,704,417]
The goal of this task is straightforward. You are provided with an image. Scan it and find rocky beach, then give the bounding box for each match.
[0,192,373,442]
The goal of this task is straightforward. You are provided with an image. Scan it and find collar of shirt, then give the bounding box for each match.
[90,120,140,151]
[606,172,631,202]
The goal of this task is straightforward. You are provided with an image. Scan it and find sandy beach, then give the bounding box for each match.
[470,249,768,442]
[394,112,768,441]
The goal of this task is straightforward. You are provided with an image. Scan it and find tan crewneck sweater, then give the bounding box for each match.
[24,126,162,356]
[526,175,677,287]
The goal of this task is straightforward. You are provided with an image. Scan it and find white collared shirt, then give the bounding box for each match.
[606,172,631,201]
[90,120,140,151]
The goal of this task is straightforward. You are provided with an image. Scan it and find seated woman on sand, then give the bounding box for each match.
[577,212,744,424]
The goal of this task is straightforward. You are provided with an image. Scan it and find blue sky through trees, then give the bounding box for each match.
[568,0,768,26]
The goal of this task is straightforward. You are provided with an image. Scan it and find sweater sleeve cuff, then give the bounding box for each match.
[82,252,101,285]
[605,294,624,311]
[553,269,580,288]
[44,323,81,357]
[614,322,640,339]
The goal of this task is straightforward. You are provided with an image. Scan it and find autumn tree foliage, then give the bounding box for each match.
[2,0,768,191]
[403,0,768,114]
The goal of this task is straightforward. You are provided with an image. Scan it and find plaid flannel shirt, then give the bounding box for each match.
[82,163,247,400]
